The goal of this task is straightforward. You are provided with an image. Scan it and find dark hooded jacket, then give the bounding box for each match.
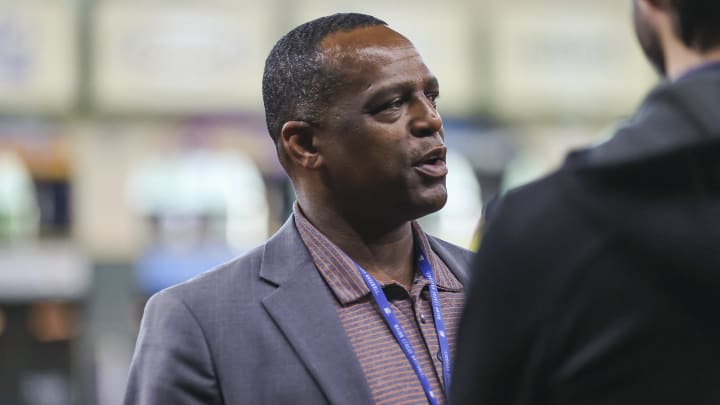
[451,66,720,405]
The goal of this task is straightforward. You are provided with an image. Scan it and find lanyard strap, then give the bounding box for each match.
[354,245,452,404]
[417,249,453,394]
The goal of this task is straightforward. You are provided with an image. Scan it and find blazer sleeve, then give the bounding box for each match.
[124,290,222,405]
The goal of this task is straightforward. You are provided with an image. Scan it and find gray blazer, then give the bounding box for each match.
[124,216,473,405]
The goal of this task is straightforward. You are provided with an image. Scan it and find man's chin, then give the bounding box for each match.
[410,189,448,219]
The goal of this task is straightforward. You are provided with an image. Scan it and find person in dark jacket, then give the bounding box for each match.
[451,1,720,404]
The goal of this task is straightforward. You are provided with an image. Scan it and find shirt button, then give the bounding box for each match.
[419,313,427,323]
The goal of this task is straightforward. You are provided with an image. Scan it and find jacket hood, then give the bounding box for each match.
[565,67,720,304]
[577,67,720,166]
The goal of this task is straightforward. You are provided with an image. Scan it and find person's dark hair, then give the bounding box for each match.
[262,13,387,143]
[667,0,720,51]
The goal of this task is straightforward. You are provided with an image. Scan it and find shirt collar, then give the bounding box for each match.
[293,203,462,306]
[676,61,720,82]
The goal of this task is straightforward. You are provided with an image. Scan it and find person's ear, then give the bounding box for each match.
[280,121,323,169]
[641,0,667,13]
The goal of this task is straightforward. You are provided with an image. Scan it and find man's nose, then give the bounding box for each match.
[409,96,443,138]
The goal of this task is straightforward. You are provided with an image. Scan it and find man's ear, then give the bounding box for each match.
[280,121,323,169]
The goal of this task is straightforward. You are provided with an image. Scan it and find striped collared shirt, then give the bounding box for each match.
[293,204,465,404]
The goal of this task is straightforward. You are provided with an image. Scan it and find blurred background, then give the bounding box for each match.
[0,0,656,403]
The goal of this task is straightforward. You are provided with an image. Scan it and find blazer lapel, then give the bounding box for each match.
[259,217,373,405]
[428,236,471,286]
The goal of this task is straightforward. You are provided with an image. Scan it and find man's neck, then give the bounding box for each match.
[665,41,720,81]
[297,201,416,290]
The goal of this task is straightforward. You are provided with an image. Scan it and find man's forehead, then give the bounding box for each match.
[316,25,434,94]
[320,25,415,58]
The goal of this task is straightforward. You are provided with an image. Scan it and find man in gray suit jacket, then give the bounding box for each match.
[124,13,472,405]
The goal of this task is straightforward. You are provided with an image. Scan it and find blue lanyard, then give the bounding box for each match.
[354,244,452,404]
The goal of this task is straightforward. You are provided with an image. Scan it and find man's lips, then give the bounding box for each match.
[413,147,448,178]
[414,160,448,178]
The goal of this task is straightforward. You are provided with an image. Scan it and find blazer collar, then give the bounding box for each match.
[427,236,471,287]
[260,215,471,287]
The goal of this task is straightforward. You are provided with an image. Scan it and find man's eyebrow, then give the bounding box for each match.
[368,76,440,101]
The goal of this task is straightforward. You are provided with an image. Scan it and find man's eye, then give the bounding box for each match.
[386,98,404,109]
[426,93,439,108]
[372,98,404,114]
